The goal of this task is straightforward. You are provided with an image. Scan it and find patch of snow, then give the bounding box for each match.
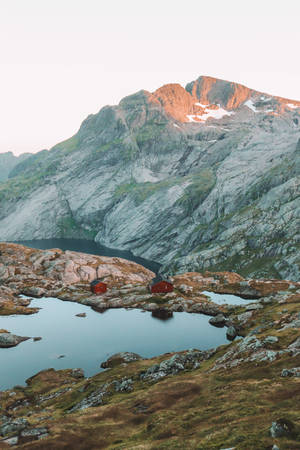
[244,99,258,113]
[195,102,209,108]
[201,107,234,121]
[287,103,299,109]
[187,115,198,123]
[187,104,235,123]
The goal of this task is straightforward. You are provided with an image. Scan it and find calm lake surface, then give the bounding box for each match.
[202,291,256,306]
[0,239,252,390]
[15,239,161,274]
[0,298,228,390]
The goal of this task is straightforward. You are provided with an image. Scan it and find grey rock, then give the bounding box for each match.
[0,332,29,348]
[209,314,226,327]
[263,336,279,344]
[71,368,85,379]
[281,367,300,377]
[237,311,253,325]
[140,349,214,382]
[68,383,112,412]
[0,418,28,436]
[114,378,133,392]
[226,326,237,341]
[20,427,48,438]
[2,436,19,446]
[288,337,300,350]
[270,418,295,437]
[245,303,263,311]
[101,352,142,368]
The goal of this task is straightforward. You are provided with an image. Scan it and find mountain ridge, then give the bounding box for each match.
[0,75,299,280]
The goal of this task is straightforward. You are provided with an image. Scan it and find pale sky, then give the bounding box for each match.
[1,0,300,155]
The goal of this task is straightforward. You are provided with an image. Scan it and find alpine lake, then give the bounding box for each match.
[0,239,254,390]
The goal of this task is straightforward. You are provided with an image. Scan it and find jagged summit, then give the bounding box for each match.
[150,75,300,123]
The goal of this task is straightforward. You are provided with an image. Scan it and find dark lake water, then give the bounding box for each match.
[0,297,228,390]
[14,239,161,274]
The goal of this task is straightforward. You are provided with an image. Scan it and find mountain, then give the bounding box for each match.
[0,75,299,280]
[0,151,31,182]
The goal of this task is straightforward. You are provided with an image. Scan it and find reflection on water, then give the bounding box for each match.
[0,297,228,390]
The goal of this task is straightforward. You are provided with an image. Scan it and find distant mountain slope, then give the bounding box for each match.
[0,151,31,182]
[0,76,299,280]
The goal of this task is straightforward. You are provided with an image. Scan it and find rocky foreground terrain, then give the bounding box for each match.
[0,76,299,280]
[0,243,300,448]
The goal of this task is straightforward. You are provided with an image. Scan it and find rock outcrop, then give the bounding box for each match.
[0,76,299,280]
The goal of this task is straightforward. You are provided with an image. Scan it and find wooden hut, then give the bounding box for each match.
[90,279,107,294]
[149,275,174,294]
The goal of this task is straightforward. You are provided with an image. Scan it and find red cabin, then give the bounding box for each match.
[90,279,107,295]
[150,280,174,294]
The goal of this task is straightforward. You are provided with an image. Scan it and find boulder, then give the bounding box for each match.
[101,352,143,369]
[0,332,30,348]
[281,367,300,377]
[209,314,226,327]
[226,326,237,341]
[0,418,28,436]
[270,418,295,438]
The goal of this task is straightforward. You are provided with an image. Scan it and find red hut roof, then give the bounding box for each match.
[150,280,173,294]
[90,279,107,294]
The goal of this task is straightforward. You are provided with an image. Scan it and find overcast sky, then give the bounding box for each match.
[1,0,300,155]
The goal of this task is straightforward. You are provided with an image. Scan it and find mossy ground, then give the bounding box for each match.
[1,294,299,449]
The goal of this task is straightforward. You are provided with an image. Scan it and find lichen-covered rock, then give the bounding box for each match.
[114,378,133,392]
[101,352,142,369]
[226,326,237,341]
[209,314,226,327]
[281,367,300,377]
[140,349,214,382]
[0,331,29,348]
[270,418,295,438]
[68,383,112,412]
[0,417,28,436]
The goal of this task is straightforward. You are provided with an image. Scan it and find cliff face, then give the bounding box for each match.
[0,76,299,280]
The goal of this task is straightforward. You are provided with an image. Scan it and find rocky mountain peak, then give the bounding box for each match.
[149,75,300,123]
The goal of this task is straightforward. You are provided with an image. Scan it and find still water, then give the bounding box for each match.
[202,291,256,306]
[0,297,228,390]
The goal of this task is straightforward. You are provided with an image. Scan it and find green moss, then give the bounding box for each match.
[175,169,216,214]
[51,134,79,155]
[135,120,167,146]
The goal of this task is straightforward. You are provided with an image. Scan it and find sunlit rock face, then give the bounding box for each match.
[0,76,299,280]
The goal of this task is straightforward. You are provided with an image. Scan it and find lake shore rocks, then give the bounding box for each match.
[0,331,30,348]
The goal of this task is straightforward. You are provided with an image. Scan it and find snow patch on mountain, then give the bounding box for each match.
[244,99,258,113]
[187,104,234,123]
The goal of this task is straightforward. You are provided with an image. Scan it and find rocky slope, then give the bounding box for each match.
[0,244,300,448]
[0,76,299,280]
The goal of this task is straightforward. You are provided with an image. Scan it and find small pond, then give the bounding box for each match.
[0,297,229,390]
[202,291,257,306]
